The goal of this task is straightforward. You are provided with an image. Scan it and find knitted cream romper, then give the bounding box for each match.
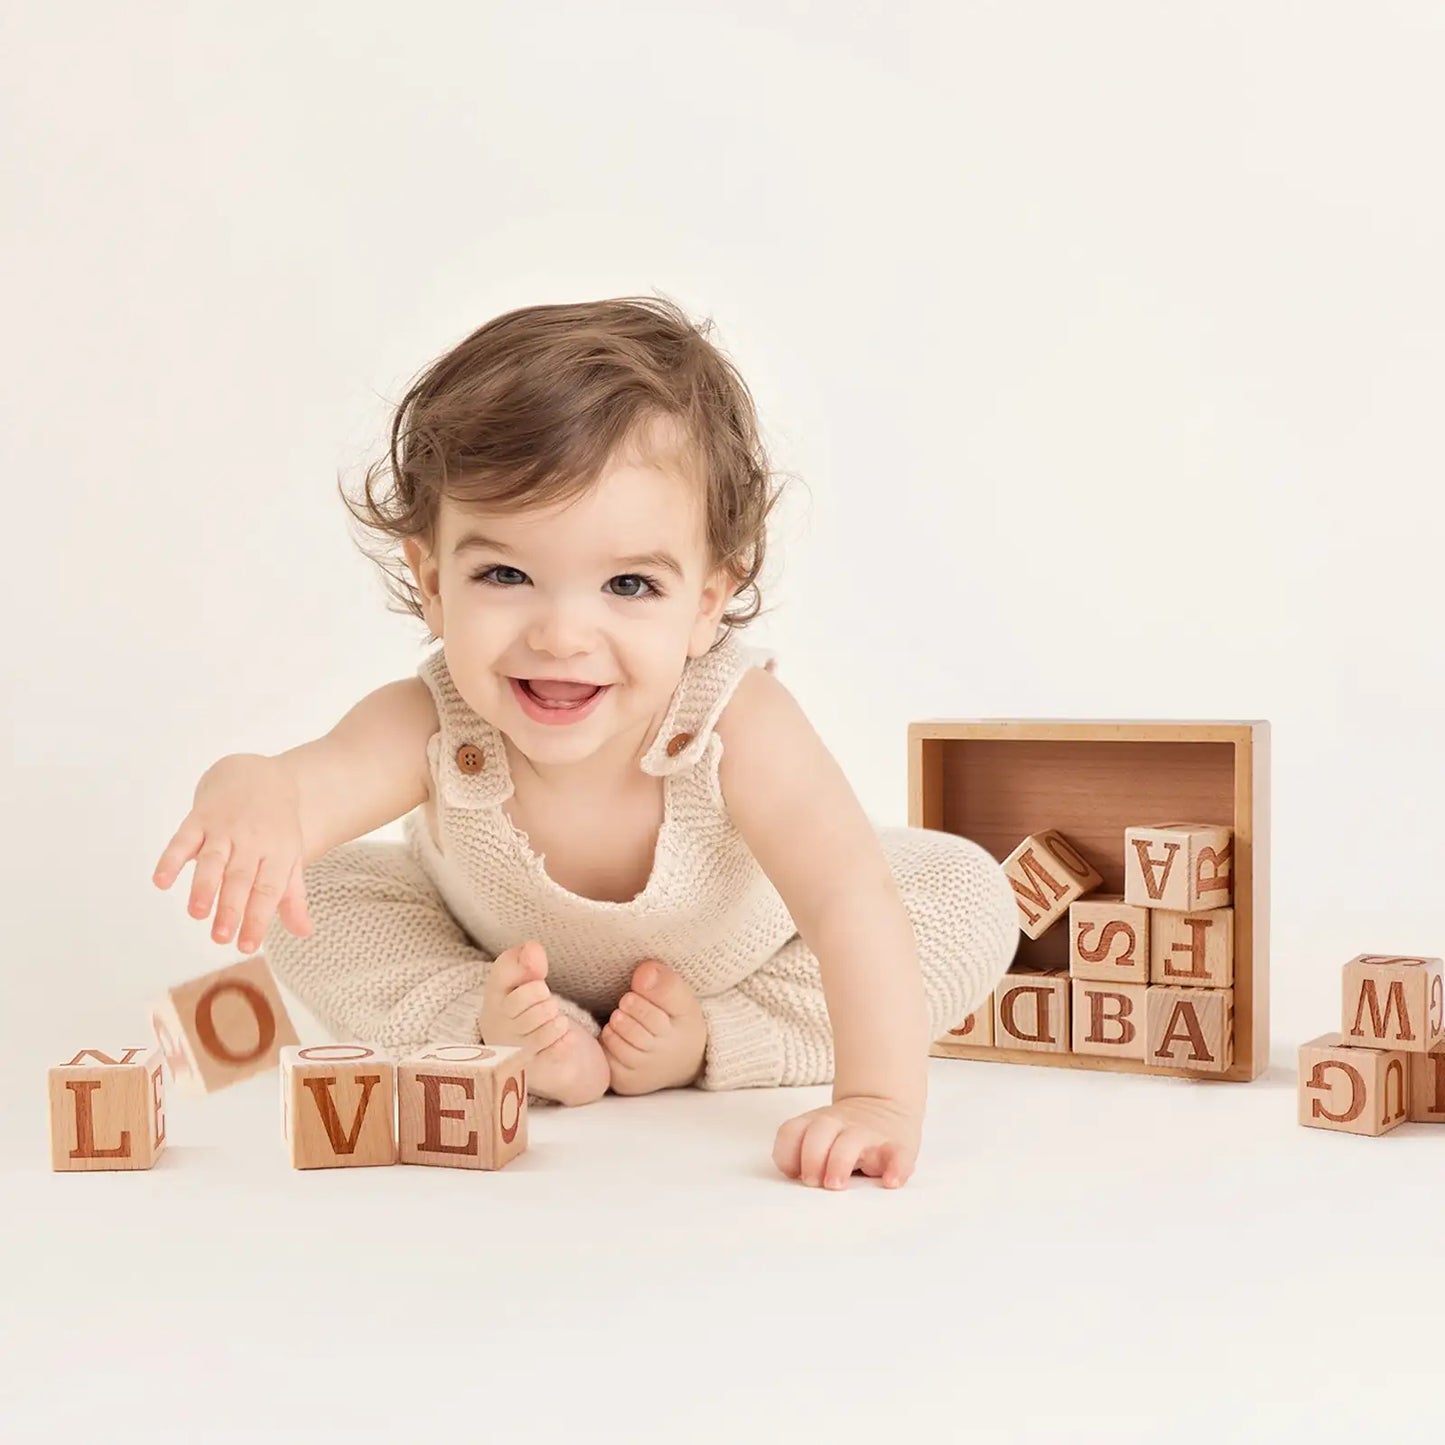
[261,628,1020,1093]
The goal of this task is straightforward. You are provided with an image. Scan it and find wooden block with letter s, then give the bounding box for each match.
[397,1043,529,1170]
[281,1044,397,1169]
[1298,1033,1409,1136]
[1003,830,1103,941]
[1069,895,1150,985]
[937,993,995,1049]
[49,1046,167,1172]
[1341,954,1444,1055]
[1124,823,1233,912]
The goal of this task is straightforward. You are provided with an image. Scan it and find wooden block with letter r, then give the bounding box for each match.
[1298,1033,1409,1136]
[1341,954,1444,1054]
[281,1044,397,1169]
[397,1043,528,1170]
[48,1046,166,1172]
[995,969,1070,1053]
[1003,830,1103,941]
[1145,986,1233,1074]
[1124,823,1233,912]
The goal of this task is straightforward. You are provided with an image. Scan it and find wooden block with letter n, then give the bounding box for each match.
[1003,830,1103,940]
[1070,895,1150,985]
[937,993,995,1049]
[1145,986,1233,1074]
[1124,823,1233,912]
[1298,1033,1409,1136]
[1150,907,1234,988]
[282,1044,397,1169]
[995,970,1070,1053]
[150,953,300,1094]
[1341,954,1444,1055]
[1071,980,1147,1060]
[397,1044,528,1170]
[49,1046,166,1172]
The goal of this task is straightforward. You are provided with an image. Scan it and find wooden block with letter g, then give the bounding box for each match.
[49,1046,166,1172]
[1341,954,1444,1054]
[995,969,1070,1053]
[150,953,300,1094]
[281,1044,397,1169]
[1003,830,1103,941]
[397,1043,528,1170]
[1071,980,1147,1060]
[1124,823,1233,912]
[1145,986,1233,1074]
[1069,895,1150,985]
[1298,1033,1409,1136]
[1150,907,1234,988]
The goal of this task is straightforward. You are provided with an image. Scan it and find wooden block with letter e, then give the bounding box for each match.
[995,969,1070,1053]
[1341,954,1444,1054]
[1150,907,1234,988]
[1003,830,1103,940]
[1408,1043,1445,1122]
[1071,980,1147,1060]
[1298,1033,1409,1136]
[1070,895,1150,985]
[397,1044,529,1170]
[1145,985,1233,1074]
[1124,823,1233,912]
[48,1046,166,1172]
[150,953,300,1094]
[281,1044,397,1169]
[937,993,995,1049]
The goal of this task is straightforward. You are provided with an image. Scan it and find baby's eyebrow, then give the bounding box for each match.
[452,531,684,580]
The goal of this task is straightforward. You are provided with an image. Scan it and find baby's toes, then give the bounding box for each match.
[509,992,559,1034]
[616,990,669,1034]
[603,1007,657,1052]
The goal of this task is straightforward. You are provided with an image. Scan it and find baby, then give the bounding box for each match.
[153,295,1019,1190]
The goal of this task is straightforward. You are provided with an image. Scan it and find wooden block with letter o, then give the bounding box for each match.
[1003,830,1103,941]
[1145,986,1233,1074]
[49,1046,166,1172]
[995,969,1070,1053]
[1150,907,1234,988]
[397,1043,529,1170]
[1341,954,1444,1054]
[1069,895,1150,985]
[281,1044,397,1169]
[1071,980,1147,1060]
[1124,823,1233,912]
[1298,1033,1409,1136]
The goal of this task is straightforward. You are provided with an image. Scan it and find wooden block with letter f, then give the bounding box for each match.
[49,1046,167,1171]
[398,1044,529,1170]
[282,1044,397,1169]
[1003,830,1103,940]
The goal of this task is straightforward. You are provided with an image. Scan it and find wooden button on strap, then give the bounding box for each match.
[455,743,485,774]
[665,731,693,757]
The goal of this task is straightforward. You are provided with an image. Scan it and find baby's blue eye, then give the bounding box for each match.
[468,565,665,601]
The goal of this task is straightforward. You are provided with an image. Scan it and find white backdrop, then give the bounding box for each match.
[4,4,1443,1439]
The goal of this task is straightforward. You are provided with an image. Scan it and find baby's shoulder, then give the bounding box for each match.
[713,662,823,799]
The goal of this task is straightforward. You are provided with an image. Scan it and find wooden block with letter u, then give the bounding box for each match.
[282,1044,397,1169]
[49,1046,167,1171]
[397,1044,528,1170]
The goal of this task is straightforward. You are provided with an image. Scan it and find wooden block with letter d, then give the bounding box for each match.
[1298,1033,1409,1136]
[1069,895,1150,985]
[1124,823,1233,912]
[49,1046,166,1171]
[1145,986,1233,1074]
[1003,830,1103,940]
[995,970,1070,1053]
[397,1044,528,1170]
[281,1044,397,1169]
[1071,980,1147,1060]
[1341,954,1444,1054]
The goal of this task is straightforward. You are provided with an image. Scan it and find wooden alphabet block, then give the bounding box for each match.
[151,953,300,1094]
[1298,1033,1409,1136]
[1150,907,1234,988]
[1123,823,1233,911]
[938,993,995,1048]
[49,1046,166,1172]
[1069,895,1150,984]
[995,970,1070,1053]
[1003,830,1103,941]
[1070,980,1147,1060]
[1341,954,1445,1055]
[1408,1043,1445,1122]
[281,1044,397,1169]
[397,1044,529,1170]
[1145,985,1233,1074]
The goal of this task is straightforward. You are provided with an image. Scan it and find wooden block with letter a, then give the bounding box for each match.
[1150,907,1234,988]
[397,1044,528,1170]
[49,1046,166,1172]
[1070,895,1150,985]
[1408,1043,1445,1122]
[1003,830,1103,940]
[1071,980,1147,1060]
[1298,1033,1409,1136]
[281,1044,397,1169]
[995,970,1070,1053]
[1145,986,1233,1074]
[1124,823,1233,912]
[150,952,300,1094]
[1341,954,1444,1055]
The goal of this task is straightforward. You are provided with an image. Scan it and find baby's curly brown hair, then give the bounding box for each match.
[340,292,792,650]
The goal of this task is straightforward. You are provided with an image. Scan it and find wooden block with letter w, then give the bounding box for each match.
[1341,954,1444,1054]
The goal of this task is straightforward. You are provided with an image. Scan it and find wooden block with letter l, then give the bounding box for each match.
[995,969,1070,1053]
[397,1043,529,1170]
[1071,980,1147,1060]
[1150,907,1234,988]
[1298,1033,1409,1136]
[49,1046,166,1172]
[150,952,300,1094]
[1003,830,1103,940]
[937,993,995,1049]
[1145,985,1233,1074]
[1070,895,1150,985]
[1408,1043,1445,1122]
[281,1044,397,1169]
[1124,823,1233,912]
[1341,954,1444,1055]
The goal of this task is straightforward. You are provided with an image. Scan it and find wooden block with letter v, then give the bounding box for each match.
[1341,954,1444,1054]
[282,1044,397,1169]
[49,1046,167,1172]
[1003,830,1103,941]
[1298,1033,1409,1136]
[398,1044,529,1170]
[1124,823,1233,912]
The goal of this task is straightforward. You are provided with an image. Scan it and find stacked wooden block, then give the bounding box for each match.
[48,954,527,1172]
[1298,955,1445,1136]
[946,822,1235,1074]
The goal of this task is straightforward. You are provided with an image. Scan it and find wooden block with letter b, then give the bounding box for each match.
[49,1046,166,1172]
[1341,954,1444,1054]
[1124,823,1233,912]
[995,969,1070,1053]
[1145,985,1233,1074]
[1071,980,1147,1060]
[1298,1033,1409,1136]
[397,1043,528,1170]
[150,953,300,1094]
[1003,830,1103,940]
[1069,895,1150,985]
[281,1044,397,1169]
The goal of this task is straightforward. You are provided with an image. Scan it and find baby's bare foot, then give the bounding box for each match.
[480,940,608,1106]
[601,960,708,1095]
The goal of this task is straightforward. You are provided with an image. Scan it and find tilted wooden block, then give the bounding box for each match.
[1123,823,1233,912]
[1003,830,1103,941]
[995,970,1070,1053]
[281,1045,397,1169]
[1145,985,1233,1074]
[1070,980,1147,1060]
[1341,954,1445,1055]
[1069,895,1150,984]
[49,1046,166,1172]
[1149,907,1234,988]
[1408,1043,1445,1122]
[150,953,300,1094]
[1298,1033,1409,1136]
[397,1044,529,1170]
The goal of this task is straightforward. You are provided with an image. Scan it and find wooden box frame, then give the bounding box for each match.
[908,720,1270,1083]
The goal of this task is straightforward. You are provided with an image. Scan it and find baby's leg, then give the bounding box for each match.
[260,839,608,1105]
[694,827,1019,1090]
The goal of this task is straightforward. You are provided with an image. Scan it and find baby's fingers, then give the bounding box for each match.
[271,860,314,943]
[821,1128,874,1190]
[235,857,303,954]
[857,1139,916,1189]
[152,820,205,889]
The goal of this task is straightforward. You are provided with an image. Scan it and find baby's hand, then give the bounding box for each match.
[152,754,313,955]
[772,1094,921,1190]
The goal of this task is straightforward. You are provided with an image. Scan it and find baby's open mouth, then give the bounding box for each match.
[514,677,607,708]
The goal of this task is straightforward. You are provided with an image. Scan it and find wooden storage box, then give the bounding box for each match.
[908,720,1269,1083]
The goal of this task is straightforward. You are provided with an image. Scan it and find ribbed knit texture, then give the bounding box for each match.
[262,629,1021,1098]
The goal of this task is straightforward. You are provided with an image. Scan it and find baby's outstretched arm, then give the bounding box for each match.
[152,678,436,954]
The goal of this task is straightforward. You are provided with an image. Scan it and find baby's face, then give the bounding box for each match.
[405,440,734,782]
